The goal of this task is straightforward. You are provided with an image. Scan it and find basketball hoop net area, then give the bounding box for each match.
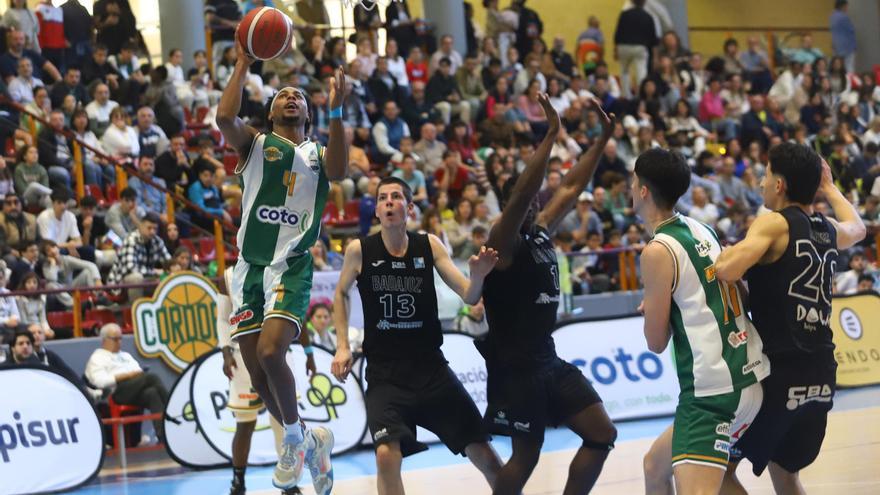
[340,0,402,11]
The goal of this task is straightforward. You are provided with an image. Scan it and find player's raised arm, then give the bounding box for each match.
[537,98,614,233]
[640,241,675,353]
[430,235,498,305]
[216,29,259,159]
[487,93,560,267]
[818,159,866,250]
[322,67,350,181]
[715,212,788,282]
[331,239,362,382]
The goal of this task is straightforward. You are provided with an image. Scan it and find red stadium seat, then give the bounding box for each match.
[107,395,142,450]
[47,311,74,329]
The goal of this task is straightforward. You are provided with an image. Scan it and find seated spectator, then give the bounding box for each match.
[698,76,736,140]
[80,43,122,90]
[50,66,89,108]
[135,106,170,157]
[143,65,185,137]
[367,56,402,111]
[39,237,103,312]
[13,145,52,208]
[457,224,489,261]
[518,79,549,137]
[8,240,39,291]
[857,274,876,294]
[426,57,470,124]
[84,82,119,136]
[557,192,601,246]
[405,45,429,85]
[188,166,232,229]
[306,302,336,351]
[127,155,168,223]
[309,240,334,272]
[717,156,750,206]
[688,186,720,227]
[444,198,475,258]
[739,36,773,93]
[0,156,12,200]
[155,135,192,192]
[537,168,563,209]
[446,120,480,165]
[105,187,142,242]
[429,34,464,75]
[2,330,38,366]
[69,109,114,188]
[7,56,43,104]
[170,246,197,274]
[77,195,109,249]
[400,80,439,133]
[21,85,51,134]
[85,323,169,442]
[107,213,170,301]
[836,251,869,295]
[0,195,37,264]
[108,41,141,80]
[435,150,471,202]
[0,261,26,343]
[15,272,54,340]
[456,55,487,119]
[371,100,410,163]
[0,29,61,84]
[391,155,428,208]
[43,109,103,188]
[413,122,447,176]
[788,33,824,66]
[385,38,409,92]
[101,107,140,159]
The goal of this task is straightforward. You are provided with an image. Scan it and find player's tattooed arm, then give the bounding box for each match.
[538,98,614,233]
[818,158,866,250]
[323,67,351,181]
[216,27,259,161]
[487,93,559,269]
[331,239,361,382]
[641,241,675,353]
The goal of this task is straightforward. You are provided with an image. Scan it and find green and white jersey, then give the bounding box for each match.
[653,214,769,398]
[236,133,329,266]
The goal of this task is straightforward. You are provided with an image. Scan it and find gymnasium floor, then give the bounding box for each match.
[70,387,880,495]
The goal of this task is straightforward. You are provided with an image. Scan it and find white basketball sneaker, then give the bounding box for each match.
[273,427,314,490]
[306,427,335,495]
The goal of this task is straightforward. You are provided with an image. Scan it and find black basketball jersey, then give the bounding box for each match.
[746,207,838,358]
[357,231,443,363]
[482,225,559,366]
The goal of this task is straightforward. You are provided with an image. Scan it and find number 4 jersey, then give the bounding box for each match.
[357,232,443,362]
[653,215,770,398]
[746,206,838,359]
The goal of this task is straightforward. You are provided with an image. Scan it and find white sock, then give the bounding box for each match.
[283,421,305,445]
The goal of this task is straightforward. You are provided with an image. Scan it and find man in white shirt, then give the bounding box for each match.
[37,189,83,254]
[429,34,464,75]
[687,186,720,227]
[835,251,870,295]
[7,57,44,104]
[86,323,168,442]
[84,82,120,137]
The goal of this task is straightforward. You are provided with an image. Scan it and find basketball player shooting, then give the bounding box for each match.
[713,145,866,493]
[215,27,349,493]
[478,95,618,495]
[330,177,504,495]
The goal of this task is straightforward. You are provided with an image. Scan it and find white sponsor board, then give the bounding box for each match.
[286,345,368,454]
[163,356,230,468]
[190,350,278,465]
[552,317,679,420]
[0,367,104,495]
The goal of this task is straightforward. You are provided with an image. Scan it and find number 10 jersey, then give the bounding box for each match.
[357,232,443,362]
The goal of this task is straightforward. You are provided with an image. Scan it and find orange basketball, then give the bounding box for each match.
[237,7,293,61]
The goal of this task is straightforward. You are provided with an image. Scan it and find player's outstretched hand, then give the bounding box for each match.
[329,67,349,110]
[233,26,255,68]
[331,347,353,383]
[469,246,500,278]
[585,97,615,138]
[537,92,560,135]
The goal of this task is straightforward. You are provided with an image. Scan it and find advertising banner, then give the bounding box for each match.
[553,317,679,420]
[831,293,880,387]
[0,367,104,495]
[190,350,278,465]
[163,355,230,468]
[133,271,221,372]
[286,345,369,455]
[312,271,364,329]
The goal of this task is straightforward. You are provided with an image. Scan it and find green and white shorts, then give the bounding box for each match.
[671,381,763,470]
[228,253,313,340]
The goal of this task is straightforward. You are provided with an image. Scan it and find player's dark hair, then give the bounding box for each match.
[768,142,822,205]
[634,148,690,210]
[377,176,413,203]
[264,89,312,134]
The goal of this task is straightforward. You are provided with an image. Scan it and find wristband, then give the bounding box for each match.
[303,345,314,355]
[328,106,343,119]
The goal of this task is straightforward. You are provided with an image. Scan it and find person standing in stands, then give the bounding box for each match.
[613,0,658,98]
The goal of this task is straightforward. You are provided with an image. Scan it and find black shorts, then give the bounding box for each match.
[733,355,836,475]
[484,357,601,443]
[365,363,488,458]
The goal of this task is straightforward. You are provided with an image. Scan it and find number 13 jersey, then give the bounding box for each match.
[357,232,442,362]
[653,215,770,398]
[746,207,838,359]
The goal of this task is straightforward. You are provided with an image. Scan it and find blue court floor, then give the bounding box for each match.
[69,387,880,495]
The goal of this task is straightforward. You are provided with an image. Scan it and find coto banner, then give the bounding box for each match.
[133,271,221,372]
[0,367,104,495]
[831,293,880,387]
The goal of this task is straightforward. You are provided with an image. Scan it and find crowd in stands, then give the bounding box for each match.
[0,0,878,370]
